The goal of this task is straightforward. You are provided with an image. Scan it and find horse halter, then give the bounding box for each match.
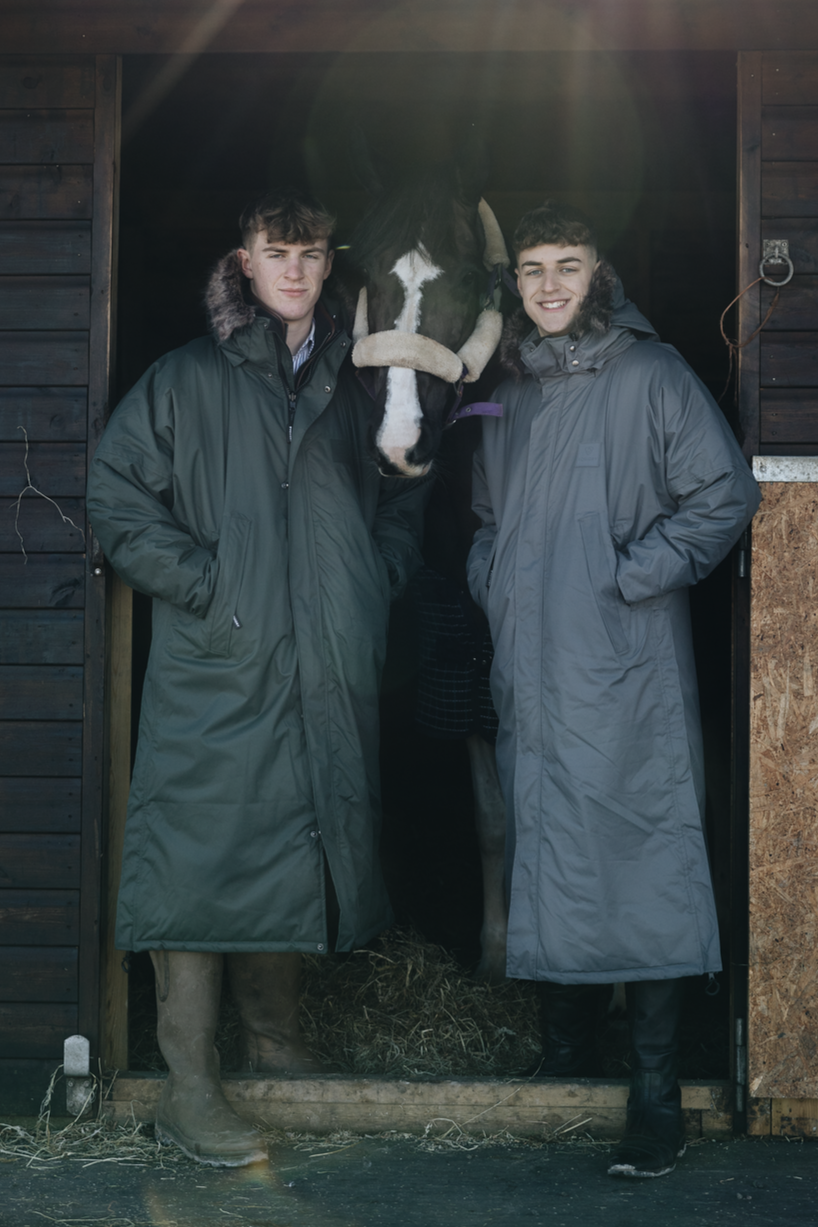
[350,199,511,394]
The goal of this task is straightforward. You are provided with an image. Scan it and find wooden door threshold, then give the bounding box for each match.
[103,1075,732,1139]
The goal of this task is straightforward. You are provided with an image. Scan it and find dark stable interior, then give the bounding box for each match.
[118,50,737,1074]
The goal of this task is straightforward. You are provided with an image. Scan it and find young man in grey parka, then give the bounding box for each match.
[87,190,425,1168]
[467,202,760,1178]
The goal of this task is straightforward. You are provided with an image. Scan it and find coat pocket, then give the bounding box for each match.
[578,511,630,656]
[206,510,252,657]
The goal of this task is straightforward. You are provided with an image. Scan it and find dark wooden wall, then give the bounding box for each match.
[0,55,118,1103]
[739,53,818,456]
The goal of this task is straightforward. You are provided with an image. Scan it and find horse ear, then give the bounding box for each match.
[455,129,489,205]
[349,126,387,197]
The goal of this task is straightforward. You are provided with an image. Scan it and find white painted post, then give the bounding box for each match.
[64,1035,95,1116]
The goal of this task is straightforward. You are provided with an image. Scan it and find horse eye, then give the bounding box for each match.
[458,268,480,290]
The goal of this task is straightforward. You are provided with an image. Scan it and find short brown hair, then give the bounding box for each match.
[513,201,598,262]
[239,187,336,249]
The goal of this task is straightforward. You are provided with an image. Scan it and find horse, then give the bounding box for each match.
[343,134,511,980]
[345,131,510,479]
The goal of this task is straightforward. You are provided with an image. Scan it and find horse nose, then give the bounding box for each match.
[378,445,431,479]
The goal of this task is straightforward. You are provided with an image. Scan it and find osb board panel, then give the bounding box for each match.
[749,482,818,1099]
[104,1077,731,1139]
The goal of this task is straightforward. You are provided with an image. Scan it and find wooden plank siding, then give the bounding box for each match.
[0,55,117,1072]
[755,53,818,449]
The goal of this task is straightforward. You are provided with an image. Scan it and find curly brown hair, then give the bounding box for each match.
[512,201,598,263]
[239,187,336,249]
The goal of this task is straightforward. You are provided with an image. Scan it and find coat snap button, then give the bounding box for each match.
[571,360,579,367]
[281,481,289,489]
[324,385,331,393]
[317,943,325,952]
[570,345,576,352]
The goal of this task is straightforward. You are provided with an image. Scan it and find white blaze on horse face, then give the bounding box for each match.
[377,248,442,475]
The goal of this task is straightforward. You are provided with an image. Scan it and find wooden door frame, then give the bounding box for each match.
[729,48,762,1137]
[86,54,128,1070]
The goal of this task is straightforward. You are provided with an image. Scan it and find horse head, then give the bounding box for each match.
[347,134,509,477]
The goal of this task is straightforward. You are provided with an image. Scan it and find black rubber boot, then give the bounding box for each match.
[525,982,605,1077]
[608,978,686,1178]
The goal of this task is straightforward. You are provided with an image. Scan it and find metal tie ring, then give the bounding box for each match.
[758,255,794,287]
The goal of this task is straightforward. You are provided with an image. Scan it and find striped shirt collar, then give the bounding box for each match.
[292,319,316,373]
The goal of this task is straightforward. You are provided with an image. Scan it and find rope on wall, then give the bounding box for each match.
[718,253,794,405]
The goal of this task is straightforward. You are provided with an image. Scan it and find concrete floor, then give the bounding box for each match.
[0,1128,815,1227]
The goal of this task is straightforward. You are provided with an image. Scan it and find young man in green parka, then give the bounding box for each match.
[87,190,426,1167]
[468,202,761,1178]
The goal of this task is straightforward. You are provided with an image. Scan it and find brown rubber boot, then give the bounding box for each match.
[227,952,327,1075]
[150,950,267,1167]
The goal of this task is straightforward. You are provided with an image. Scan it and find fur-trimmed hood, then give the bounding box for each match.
[204,249,259,342]
[499,259,657,378]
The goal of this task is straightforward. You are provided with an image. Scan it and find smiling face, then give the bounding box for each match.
[237,232,333,334]
[516,243,599,338]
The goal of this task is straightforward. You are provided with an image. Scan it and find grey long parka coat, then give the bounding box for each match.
[87,255,425,954]
[467,270,761,984]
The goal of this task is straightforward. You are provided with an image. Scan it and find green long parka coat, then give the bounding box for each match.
[87,252,426,954]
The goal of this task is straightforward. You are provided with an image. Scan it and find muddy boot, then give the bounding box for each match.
[227,952,327,1075]
[150,950,267,1167]
[525,982,604,1077]
[608,978,686,1178]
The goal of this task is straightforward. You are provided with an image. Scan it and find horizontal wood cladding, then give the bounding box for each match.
[0,834,80,889]
[760,334,818,386]
[0,440,86,495]
[761,390,818,444]
[0,946,77,1002]
[0,110,93,164]
[0,610,84,665]
[761,221,818,273]
[0,387,86,440]
[763,53,818,105]
[0,889,79,943]
[0,275,90,328]
[0,165,93,219]
[0,496,86,552]
[0,330,88,383]
[762,107,818,160]
[0,666,83,720]
[762,163,818,217]
[0,1003,77,1058]
[0,777,81,832]
[0,721,82,775]
[755,443,818,457]
[0,555,84,608]
[0,220,91,273]
[756,56,818,455]
[0,59,95,109]
[761,278,818,329]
